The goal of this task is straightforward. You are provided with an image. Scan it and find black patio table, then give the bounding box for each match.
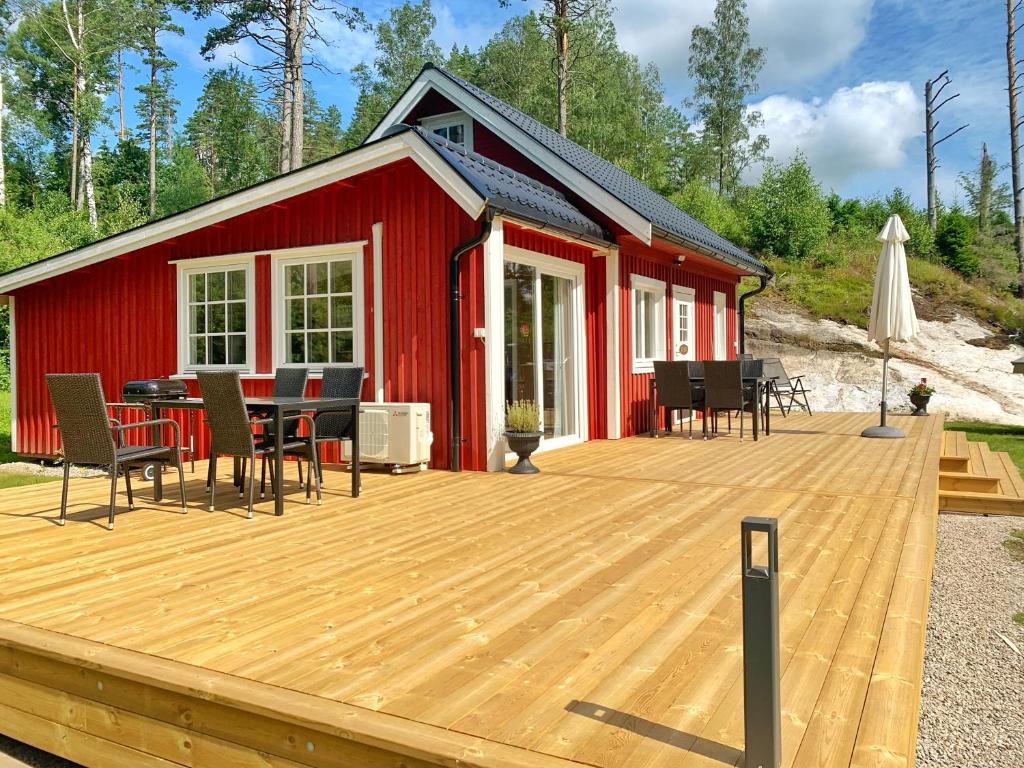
[648,371,771,440]
[149,395,361,516]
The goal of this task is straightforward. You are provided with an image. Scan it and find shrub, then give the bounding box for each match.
[742,154,832,261]
[505,400,540,433]
[936,208,980,277]
[669,179,746,244]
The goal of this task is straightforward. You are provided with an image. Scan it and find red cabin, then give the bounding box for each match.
[0,64,772,471]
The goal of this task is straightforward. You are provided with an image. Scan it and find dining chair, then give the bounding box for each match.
[702,360,758,441]
[653,361,705,439]
[243,367,309,492]
[198,370,320,518]
[47,373,186,530]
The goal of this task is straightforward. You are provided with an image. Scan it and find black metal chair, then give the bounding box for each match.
[198,371,319,518]
[763,357,812,416]
[46,373,186,530]
[703,360,758,441]
[276,365,364,489]
[652,361,705,439]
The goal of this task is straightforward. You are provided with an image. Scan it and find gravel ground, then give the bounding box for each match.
[0,462,104,479]
[0,736,79,768]
[917,514,1024,767]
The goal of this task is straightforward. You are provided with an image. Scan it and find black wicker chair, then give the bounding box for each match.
[242,367,309,494]
[198,371,319,518]
[652,361,705,439]
[46,373,187,530]
[703,360,759,441]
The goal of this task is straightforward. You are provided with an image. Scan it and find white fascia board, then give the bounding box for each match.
[0,133,486,294]
[368,70,654,245]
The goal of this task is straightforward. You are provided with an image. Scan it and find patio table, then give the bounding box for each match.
[150,396,361,516]
[648,374,771,440]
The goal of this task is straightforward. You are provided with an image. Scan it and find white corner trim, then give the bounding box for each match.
[0,133,486,295]
[372,222,384,403]
[483,218,506,471]
[8,296,16,454]
[605,248,621,439]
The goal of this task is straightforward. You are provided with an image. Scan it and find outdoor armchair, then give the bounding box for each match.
[762,357,812,416]
[46,373,187,530]
[652,360,705,439]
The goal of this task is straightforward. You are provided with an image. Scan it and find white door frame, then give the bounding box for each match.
[502,244,589,457]
[671,285,696,361]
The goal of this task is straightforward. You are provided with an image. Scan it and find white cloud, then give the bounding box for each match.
[748,80,923,190]
[614,0,876,92]
[433,2,500,54]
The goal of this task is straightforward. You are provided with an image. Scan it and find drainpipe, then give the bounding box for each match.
[449,210,494,471]
[737,274,769,354]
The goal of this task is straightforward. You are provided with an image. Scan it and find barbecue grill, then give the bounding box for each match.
[121,378,194,477]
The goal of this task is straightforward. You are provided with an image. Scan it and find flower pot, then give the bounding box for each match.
[505,431,542,474]
[909,393,930,416]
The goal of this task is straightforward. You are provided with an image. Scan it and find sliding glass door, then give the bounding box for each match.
[504,254,584,447]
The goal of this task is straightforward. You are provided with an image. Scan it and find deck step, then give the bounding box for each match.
[938,472,1002,494]
[938,490,1024,516]
[939,455,970,472]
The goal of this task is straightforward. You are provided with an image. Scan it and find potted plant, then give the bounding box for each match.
[505,399,542,474]
[908,378,934,416]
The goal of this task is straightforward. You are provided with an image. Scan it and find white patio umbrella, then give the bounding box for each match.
[862,214,920,438]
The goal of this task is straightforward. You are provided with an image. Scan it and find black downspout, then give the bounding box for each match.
[449,211,494,471]
[737,275,769,355]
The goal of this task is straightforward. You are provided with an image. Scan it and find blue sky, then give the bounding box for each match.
[114,0,1008,207]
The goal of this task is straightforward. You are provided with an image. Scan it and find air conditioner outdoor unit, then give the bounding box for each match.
[342,402,433,473]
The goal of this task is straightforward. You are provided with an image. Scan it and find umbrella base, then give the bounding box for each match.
[861,425,906,439]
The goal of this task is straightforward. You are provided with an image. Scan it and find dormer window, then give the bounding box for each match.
[420,111,473,151]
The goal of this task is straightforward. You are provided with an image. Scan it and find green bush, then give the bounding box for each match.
[669,179,747,245]
[936,208,980,277]
[741,154,832,261]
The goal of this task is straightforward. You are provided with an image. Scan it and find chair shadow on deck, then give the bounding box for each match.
[565,700,743,766]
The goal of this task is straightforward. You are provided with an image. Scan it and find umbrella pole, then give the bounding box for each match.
[880,339,889,428]
[861,337,904,438]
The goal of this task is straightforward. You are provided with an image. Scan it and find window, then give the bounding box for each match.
[630,274,666,373]
[713,290,728,360]
[420,111,473,151]
[274,248,364,370]
[178,260,253,371]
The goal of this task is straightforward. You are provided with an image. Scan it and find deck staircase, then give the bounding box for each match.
[939,430,1024,516]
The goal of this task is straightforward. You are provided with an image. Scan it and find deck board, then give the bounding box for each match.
[0,412,941,768]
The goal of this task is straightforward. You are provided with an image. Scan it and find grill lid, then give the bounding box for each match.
[122,378,189,398]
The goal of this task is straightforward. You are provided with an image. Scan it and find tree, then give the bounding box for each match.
[741,154,831,261]
[1007,0,1024,294]
[687,0,767,197]
[958,144,1012,235]
[184,66,276,194]
[195,0,364,174]
[157,139,213,215]
[924,71,968,231]
[304,100,345,164]
[936,207,980,277]
[343,0,443,148]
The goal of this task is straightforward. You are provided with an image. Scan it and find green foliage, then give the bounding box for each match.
[0,194,95,274]
[670,179,745,244]
[741,154,831,261]
[958,144,1011,235]
[305,104,346,165]
[94,140,150,219]
[936,208,980,277]
[505,399,541,433]
[157,140,214,216]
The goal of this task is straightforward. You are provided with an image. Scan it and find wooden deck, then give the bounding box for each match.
[939,430,1024,515]
[0,412,942,768]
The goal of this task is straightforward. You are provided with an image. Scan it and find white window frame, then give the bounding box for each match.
[420,110,474,151]
[630,273,667,374]
[671,285,696,361]
[713,290,728,360]
[176,255,256,373]
[271,242,366,372]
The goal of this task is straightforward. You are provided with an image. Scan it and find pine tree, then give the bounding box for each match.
[958,144,1012,235]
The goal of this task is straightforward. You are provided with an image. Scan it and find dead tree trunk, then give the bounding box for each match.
[554,0,569,136]
[290,0,308,170]
[924,70,967,230]
[147,29,158,216]
[70,63,79,208]
[117,49,126,142]
[1008,0,1024,294]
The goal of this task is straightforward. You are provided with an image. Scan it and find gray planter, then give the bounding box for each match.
[909,393,931,416]
[505,431,542,474]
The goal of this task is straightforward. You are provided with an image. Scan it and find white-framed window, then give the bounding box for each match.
[420,110,473,151]
[630,274,666,373]
[177,257,255,372]
[272,244,365,371]
[713,290,728,360]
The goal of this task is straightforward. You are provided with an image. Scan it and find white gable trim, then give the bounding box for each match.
[0,132,486,295]
[368,69,653,244]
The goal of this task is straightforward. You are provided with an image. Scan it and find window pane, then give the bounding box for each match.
[331,296,352,329]
[286,265,304,296]
[331,331,354,363]
[288,333,305,363]
[189,305,205,335]
[208,335,226,365]
[644,293,657,358]
[634,291,647,358]
[209,303,225,333]
[307,262,328,294]
[228,302,246,333]
[330,260,352,293]
[433,126,448,139]
[208,272,225,301]
[190,337,205,366]
[307,297,328,329]
[286,298,304,331]
[226,270,243,301]
[449,124,465,144]
[189,274,205,302]
[228,334,246,366]
[308,332,329,364]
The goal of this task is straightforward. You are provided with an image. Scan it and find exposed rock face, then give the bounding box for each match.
[747,304,1024,424]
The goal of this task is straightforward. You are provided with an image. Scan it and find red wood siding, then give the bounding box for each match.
[13,159,485,469]
[617,240,739,437]
[504,224,607,439]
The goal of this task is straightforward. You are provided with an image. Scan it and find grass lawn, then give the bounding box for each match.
[0,390,59,488]
[945,420,1024,474]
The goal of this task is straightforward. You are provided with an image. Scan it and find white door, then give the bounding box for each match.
[671,286,695,361]
[713,291,727,360]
